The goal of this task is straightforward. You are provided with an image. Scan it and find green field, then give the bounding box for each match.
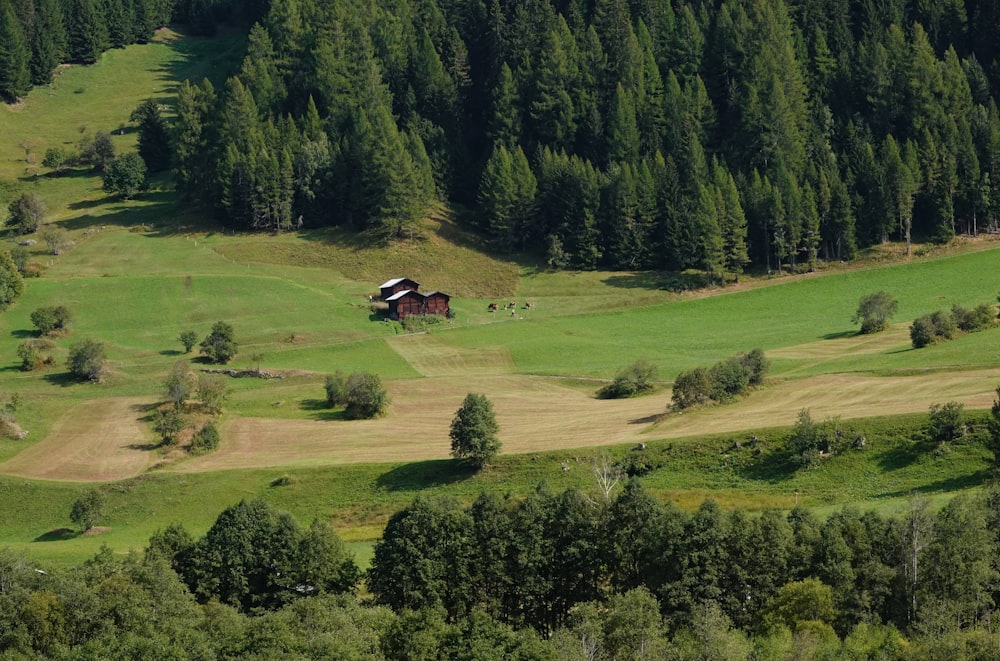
[1,31,1000,567]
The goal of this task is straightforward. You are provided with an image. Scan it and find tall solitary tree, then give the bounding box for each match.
[450,393,501,469]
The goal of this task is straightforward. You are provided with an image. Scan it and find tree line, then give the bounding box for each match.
[7,481,1000,658]
[155,0,1000,276]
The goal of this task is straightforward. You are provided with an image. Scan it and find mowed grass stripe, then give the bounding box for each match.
[0,398,154,481]
[386,334,515,377]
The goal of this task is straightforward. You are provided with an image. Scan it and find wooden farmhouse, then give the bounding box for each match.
[381,277,451,320]
[380,277,420,300]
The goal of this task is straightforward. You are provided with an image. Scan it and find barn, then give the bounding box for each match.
[379,277,420,300]
[385,289,452,320]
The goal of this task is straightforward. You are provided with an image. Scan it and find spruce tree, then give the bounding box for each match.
[30,0,66,85]
[0,3,30,102]
[65,0,109,64]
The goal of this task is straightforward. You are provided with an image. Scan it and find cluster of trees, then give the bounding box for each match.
[0,0,176,102]
[11,474,1000,656]
[910,300,996,347]
[369,481,1000,651]
[324,370,389,419]
[671,348,769,409]
[165,0,1000,276]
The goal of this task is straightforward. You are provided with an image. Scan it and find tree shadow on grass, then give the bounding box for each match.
[67,197,109,211]
[299,398,345,421]
[9,329,34,339]
[376,459,478,492]
[43,371,81,388]
[874,441,930,472]
[882,470,992,499]
[821,330,856,340]
[159,349,183,357]
[34,527,76,542]
[737,449,799,484]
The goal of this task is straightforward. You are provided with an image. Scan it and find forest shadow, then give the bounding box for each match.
[602,271,711,292]
[56,189,210,236]
[154,28,247,104]
[33,527,76,542]
[376,459,477,492]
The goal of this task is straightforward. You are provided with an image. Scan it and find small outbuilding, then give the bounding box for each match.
[379,278,420,300]
[385,290,452,320]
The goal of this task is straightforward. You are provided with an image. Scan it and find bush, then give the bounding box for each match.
[197,373,228,414]
[6,192,45,234]
[853,291,898,334]
[344,372,389,419]
[42,146,65,170]
[67,339,106,382]
[928,401,965,444]
[16,338,55,371]
[30,305,71,335]
[0,251,24,312]
[910,310,958,348]
[952,304,994,332]
[708,357,751,403]
[200,321,237,364]
[70,489,105,531]
[672,367,713,409]
[190,421,220,454]
[739,348,770,386]
[598,358,659,399]
[179,330,198,353]
[324,371,348,407]
[102,152,147,199]
[152,408,186,445]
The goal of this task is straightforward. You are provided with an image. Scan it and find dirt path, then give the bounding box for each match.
[0,398,156,481]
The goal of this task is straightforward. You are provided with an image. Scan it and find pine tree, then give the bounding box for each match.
[713,160,749,277]
[0,3,30,101]
[488,62,520,148]
[479,143,516,243]
[102,0,135,48]
[606,83,639,164]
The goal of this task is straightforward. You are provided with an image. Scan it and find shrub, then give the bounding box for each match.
[324,371,348,407]
[70,489,105,531]
[708,357,751,403]
[0,251,24,311]
[344,372,389,419]
[928,401,965,444]
[598,358,659,399]
[200,321,237,364]
[42,146,65,170]
[911,310,958,348]
[6,192,45,234]
[197,373,228,414]
[152,408,186,445]
[30,305,71,335]
[67,339,106,382]
[672,367,713,409]
[178,330,198,353]
[16,338,55,371]
[952,304,994,332]
[853,291,898,334]
[190,421,220,454]
[739,348,770,386]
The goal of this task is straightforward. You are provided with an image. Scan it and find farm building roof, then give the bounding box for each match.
[422,291,450,298]
[385,289,420,301]
[379,277,418,289]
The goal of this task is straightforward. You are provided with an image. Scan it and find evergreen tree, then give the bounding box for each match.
[131,98,171,172]
[29,0,66,85]
[65,0,109,64]
[0,2,30,101]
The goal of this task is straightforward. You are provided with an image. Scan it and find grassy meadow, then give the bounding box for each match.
[1,30,1000,566]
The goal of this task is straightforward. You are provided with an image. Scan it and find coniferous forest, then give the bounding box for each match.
[161,0,1000,276]
[6,0,1000,275]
